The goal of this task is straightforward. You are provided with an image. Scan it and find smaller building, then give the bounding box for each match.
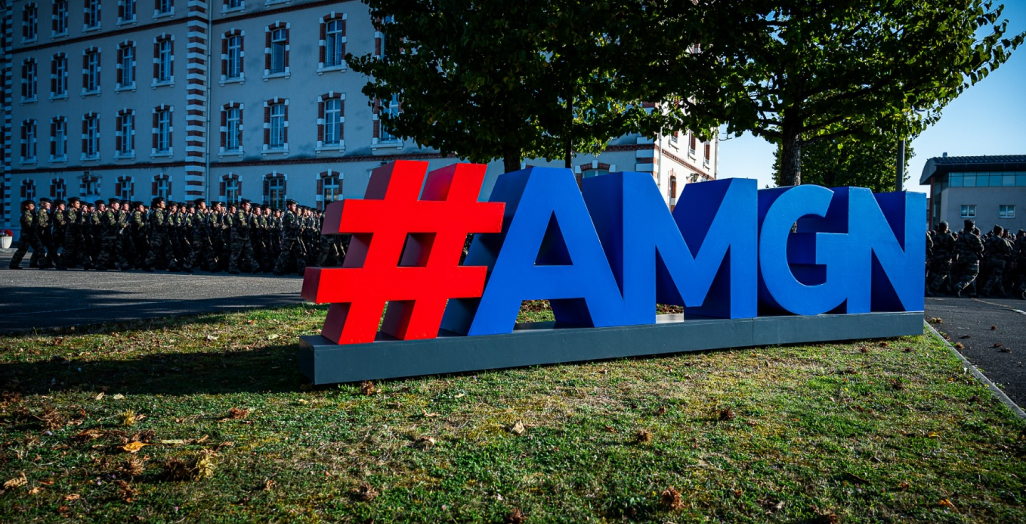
[920,154,1026,233]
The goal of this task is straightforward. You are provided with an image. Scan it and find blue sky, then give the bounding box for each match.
[717,2,1026,194]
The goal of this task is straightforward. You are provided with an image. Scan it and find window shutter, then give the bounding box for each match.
[220,180,225,197]
[50,121,57,156]
[317,100,324,142]
[153,40,159,80]
[52,4,58,32]
[116,50,123,85]
[152,111,159,149]
[152,180,157,197]
[82,52,88,90]
[283,103,288,144]
[263,178,270,201]
[221,35,228,76]
[704,143,710,160]
[264,29,271,71]
[283,29,290,69]
[21,64,28,98]
[116,114,123,151]
[318,22,326,64]
[51,58,57,93]
[169,40,174,77]
[263,105,270,145]
[339,99,345,139]
[118,1,124,20]
[21,126,27,158]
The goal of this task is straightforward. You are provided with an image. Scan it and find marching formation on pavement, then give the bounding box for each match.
[927,219,1026,299]
[7,197,347,275]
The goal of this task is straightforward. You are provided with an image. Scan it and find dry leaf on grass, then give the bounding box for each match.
[267,334,280,341]
[509,421,526,436]
[206,335,219,341]
[416,436,436,448]
[359,381,377,396]
[73,429,105,441]
[352,483,379,501]
[115,480,135,502]
[118,410,137,427]
[95,392,104,401]
[164,451,216,481]
[505,507,526,524]
[1000,347,1012,353]
[120,442,149,454]
[719,408,736,421]
[660,487,683,510]
[635,429,653,443]
[3,473,27,489]
[121,457,146,477]
[28,487,42,495]
[63,494,80,502]
[654,406,667,416]
[953,343,965,350]
[421,410,440,418]
[939,498,957,510]
[221,407,249,421]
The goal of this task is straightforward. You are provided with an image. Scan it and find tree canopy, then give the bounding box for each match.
[772,132,914,193]
[644,0,1024,186]
[347,0,650,172]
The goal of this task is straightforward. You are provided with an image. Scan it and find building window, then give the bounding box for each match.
[154,36,174,84]
[51,178,67,200]
[117,110,135,157]
[22,59,38,101]
[51,54,67,97]
[119,0,137,23]
[318,171,341,210]
[221,174,241,205]
[52,1,68,36]
[224,0,244,11]
[263,173,287,209]
[51,117,68,161]
[21,120,38,163]
[82,113,100,160]
[263,99,288,151]
[83,48,101,94]
[265,24,290,76]
[85,0,101,30]
[22,180,37,200]
[373,95,400,144]
[23,3,38,42]
[221,104,243,153]
[689,133,697,156]
[704,142,711,163]
[999,205,1015,219]
[224,32,244,80]
[116,177,134,200]
[155,0,174,16]
[153,106,172,154]
[960,205,977,219]
[320,15,347,69]
[153,175,171,199]
[81,174,100,197]
[118,42,136,88]
[318,93,345,149]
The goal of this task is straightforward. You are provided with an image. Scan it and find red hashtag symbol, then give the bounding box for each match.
[301,161,505,344]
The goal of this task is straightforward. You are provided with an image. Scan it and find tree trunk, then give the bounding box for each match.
[779,128,802,186]
[502,150,522,174]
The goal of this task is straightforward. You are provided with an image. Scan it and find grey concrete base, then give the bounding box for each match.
[299,311,924,385]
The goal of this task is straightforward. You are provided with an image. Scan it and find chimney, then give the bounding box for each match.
[942,152,948,158]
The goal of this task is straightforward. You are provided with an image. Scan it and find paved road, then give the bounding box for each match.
[1,249,303,333]
[925,296,1026,408]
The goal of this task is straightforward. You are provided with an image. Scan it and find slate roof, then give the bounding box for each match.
[919,154,1026,184]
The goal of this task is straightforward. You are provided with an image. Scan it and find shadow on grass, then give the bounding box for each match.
[0,342,309,396]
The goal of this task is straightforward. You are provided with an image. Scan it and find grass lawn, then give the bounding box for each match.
[1,303,1024,523]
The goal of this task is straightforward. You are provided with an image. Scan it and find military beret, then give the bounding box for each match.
[194,198,206,205]
[54,199,65,206]
[152,197,165,205]
[108,197,120,205]
[39,197,52,204]
[240,198,251,205]
[964,219,975,228]
[68,197,80,204]
[95,200,106,207]
[22,199,35,207]
[285,199,297,206]
[1019,229,1025,235]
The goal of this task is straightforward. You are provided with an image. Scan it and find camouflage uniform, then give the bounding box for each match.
[274,203,307,275]
[981,228,1013,296]
[51,203,68,269]
[96,205,130,270]
[63,201,86,269]
[951,224,984,297]
[192,207,218,272]
[131,206,149,267]
[928,226,956,295]
[144,204,180,271]
[229,204,260,274]
[30,202,53,269]
[9,202,45,269]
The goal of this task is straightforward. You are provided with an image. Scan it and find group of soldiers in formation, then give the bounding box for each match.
[7,196,348,275]
[8,196,1026,299]
[927,219,1026,299]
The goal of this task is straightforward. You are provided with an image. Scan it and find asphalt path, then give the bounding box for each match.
[1,249,303,333]
[925,296,1026,408]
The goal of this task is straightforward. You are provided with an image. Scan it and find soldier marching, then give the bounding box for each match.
[8,197,348,275]
[926,219,1026,299]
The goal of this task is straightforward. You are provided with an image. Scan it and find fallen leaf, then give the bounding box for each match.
[159,439,188,445]
[719,408,736,421]
[267,334,280,341]
[879,341,890,348]
[28,487,42,495]
[118,410,137,427]
[939,498,957,510]
[264,479,276,491]
[121,442,149,454]
[421,410,439,418]
[509,421,526,436]
[95,392,104,401]
[112,394,125,400]
[604,425,617,433]
[223,407,250,421]
[73,429,104,441]
[994,342,1003,348]
[359,381,376,396]
[660,487,683,510]
[505,507,526,524]
[352,483,378,501]
[953,343,965,350]
[991,325,998,331]
[655,406,667,416]
[63,494,80,502]
[3,473,27,489]
[928,432,939,438]
[898,482,909,491]
[416,436,436,448]
[1000,347,1012,353]
[206,335,219,341]
[635,429,653,443]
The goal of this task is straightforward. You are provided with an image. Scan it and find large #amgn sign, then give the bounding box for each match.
[303,160,925,341]
[300,161,924,381]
